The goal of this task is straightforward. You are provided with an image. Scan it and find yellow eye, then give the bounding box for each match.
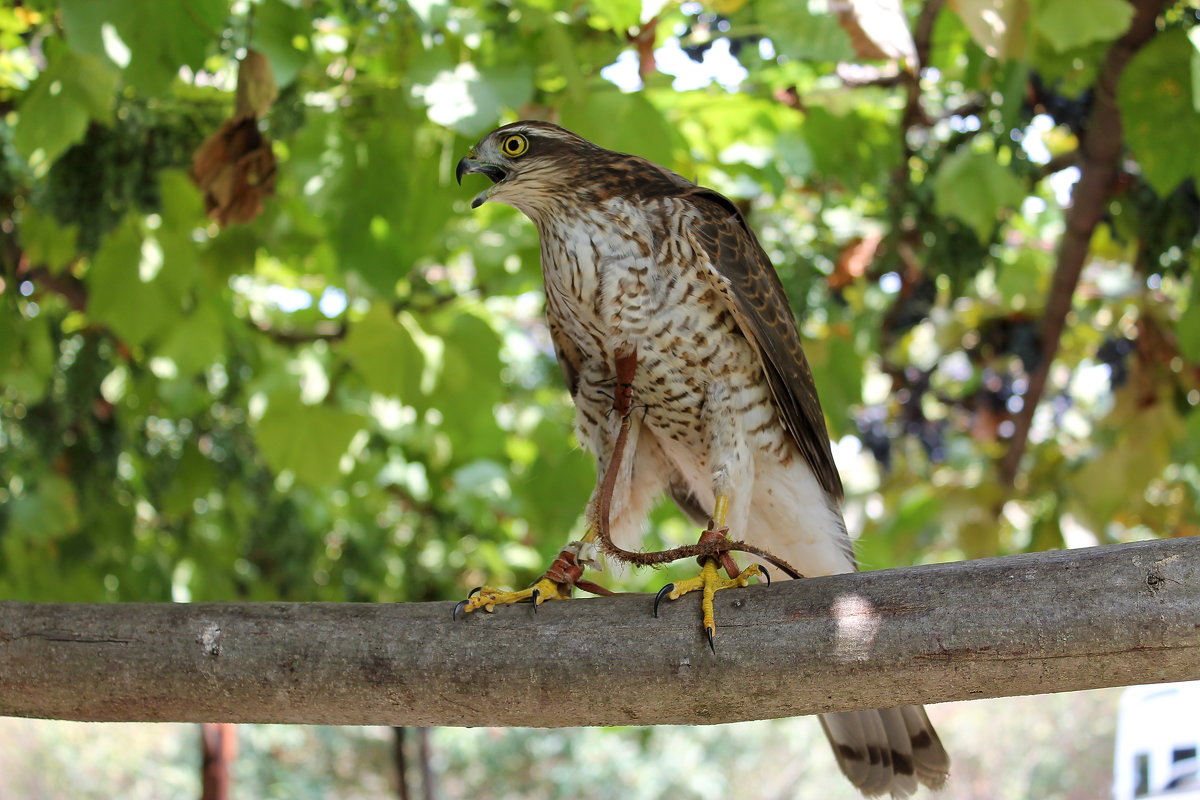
[500,134,528,158]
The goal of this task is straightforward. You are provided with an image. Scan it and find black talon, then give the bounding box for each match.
[452,599,468,621]
[705,626,716,654]
[531,588,540,612]
[653,583,675,618]
[468,586,483,598]
[760,567,771,587]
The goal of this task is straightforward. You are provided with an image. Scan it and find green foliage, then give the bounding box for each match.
[1119,27,1200,196]
[933,149,1027,241]
[1030,0,1133,53]
[61,0,230,95]
[13,40,117,170]
[0,0,1197,617]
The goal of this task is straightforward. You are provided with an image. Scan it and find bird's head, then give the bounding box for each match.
[456,121,607,217]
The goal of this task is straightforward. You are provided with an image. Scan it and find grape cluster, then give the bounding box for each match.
[1096,336,1134,389]
[1126,179,1200,278]
[976,316,1041,373]
[39,100,210,252]
[1027,72,1094,136]
[679,12,759,63]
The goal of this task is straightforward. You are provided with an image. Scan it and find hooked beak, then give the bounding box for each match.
[456,156,508,209]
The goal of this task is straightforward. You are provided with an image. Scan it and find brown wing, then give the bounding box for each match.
[685,188,845,503]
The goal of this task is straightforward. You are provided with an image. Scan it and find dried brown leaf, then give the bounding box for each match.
[235,49,278,118]
[191,115,276,227]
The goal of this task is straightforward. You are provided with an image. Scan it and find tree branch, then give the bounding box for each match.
[2,539,1197,727]
[1039,149,1080,179]
[999,0,1168,486]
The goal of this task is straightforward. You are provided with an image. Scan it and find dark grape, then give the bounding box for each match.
[1027,72,1094,137]
[1096,336,1134,389]
[39,99,215,252]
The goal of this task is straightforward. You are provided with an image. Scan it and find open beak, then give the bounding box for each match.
[456,157,508,209]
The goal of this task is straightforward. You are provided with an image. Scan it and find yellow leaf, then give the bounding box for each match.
[949,0,1029,59]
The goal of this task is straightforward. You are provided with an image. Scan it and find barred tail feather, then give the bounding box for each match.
[820,706,949,798]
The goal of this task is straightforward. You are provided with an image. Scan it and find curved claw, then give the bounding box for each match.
[760,567,771,588]
[705,625,716,654]
[452,599,469,621]
[653,583,675,618]
[468,586,483,599]
[531,588,540,612]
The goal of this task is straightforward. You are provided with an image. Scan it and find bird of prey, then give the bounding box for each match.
[455,121,949,797]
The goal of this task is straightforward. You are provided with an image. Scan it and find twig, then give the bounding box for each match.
[248,320,348,344]
[1039,149,1081,179]
[999,0,1169,486]
[630,17,659,82]
[21,265,89,312]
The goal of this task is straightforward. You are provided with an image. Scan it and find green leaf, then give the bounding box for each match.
[807,331,862,437]
[254,394,365,486]
[155,170,205,295]
[8,474,81,542]
[520,418,593,542]
[18,206,78,273]
[0,313,55,402]
[429,310,505,461]
[933,149,1026,241]
[1186,410,1200,471]
[1030,0,1131,53]
[415,61,533,137]
[761,0,855,62]
[155,300,226,376]
[86,218,178,346]
[342,303,426,404]
[857,487,941,569]
[560,86,680,169]
[949,0,1029,59]
[1178,277,1200,363]
[775,129,814,179]
[331,119,457,294]
[589,0,640,32]
[1190,28,1200,113]
[1119,29,1200,196]
[159,443,218,521]
[61,0,228,95]
[996,247,1050,308]
[1070,397,1182,531]
[249,0,310,87]
[803,107,897,192]
[13,41,118,169]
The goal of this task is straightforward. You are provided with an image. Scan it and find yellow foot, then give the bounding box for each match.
[452,576,571,619]
[653,559,769,651]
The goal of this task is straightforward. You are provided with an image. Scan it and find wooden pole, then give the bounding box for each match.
[1,539,1197,727]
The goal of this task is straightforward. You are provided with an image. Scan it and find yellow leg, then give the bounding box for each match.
[712,494,729,528]
[454,576,571,615]
[453,528,599,618]
[653,494,767,650]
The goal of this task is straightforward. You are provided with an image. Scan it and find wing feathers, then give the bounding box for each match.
[683,189,844,503]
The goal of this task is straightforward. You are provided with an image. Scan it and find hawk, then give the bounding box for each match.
[455,121,949,797]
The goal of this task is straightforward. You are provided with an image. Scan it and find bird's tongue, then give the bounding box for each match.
[476,165,507,183]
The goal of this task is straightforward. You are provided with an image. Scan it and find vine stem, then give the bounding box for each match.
[999,0,1169,487]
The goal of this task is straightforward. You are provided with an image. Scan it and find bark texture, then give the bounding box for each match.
[1,538,1197,727]
[999,0,1168,485]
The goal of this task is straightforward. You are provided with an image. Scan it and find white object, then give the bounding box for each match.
[1113,682,1200,800]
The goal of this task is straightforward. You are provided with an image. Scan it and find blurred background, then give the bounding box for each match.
[0,690,1132,799]
[1,0,1197,797]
